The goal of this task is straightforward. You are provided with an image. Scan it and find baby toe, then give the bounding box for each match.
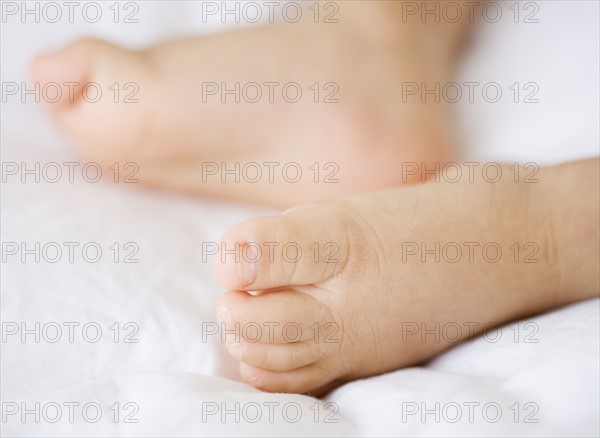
[239,362,338,395]
[230,339,324,372]
[216,289,332,344]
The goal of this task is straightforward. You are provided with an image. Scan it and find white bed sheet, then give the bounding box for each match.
[1,1,599,436]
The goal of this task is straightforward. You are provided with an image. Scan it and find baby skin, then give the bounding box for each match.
[30,1,469,206]
[214,159,599,394]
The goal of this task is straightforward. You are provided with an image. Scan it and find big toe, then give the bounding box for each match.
[213,203,353,292]
[31,51,85,109]
[30,38,157,164]
[30,38,120,109]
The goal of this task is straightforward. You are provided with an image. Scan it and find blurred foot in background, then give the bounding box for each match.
[31,1,470,207]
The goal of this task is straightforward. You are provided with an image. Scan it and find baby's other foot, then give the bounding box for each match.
[31,2,468,206]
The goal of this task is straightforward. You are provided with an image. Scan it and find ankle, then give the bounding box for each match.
[537,161,600,304]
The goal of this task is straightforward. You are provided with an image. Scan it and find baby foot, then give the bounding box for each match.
[214,164,561,394]
[30,2,468,206]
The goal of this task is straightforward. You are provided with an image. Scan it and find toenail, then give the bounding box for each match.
[247,376,263,389]
[228,342,244,360]
[238,243,258,287]
[217,306,233,326]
